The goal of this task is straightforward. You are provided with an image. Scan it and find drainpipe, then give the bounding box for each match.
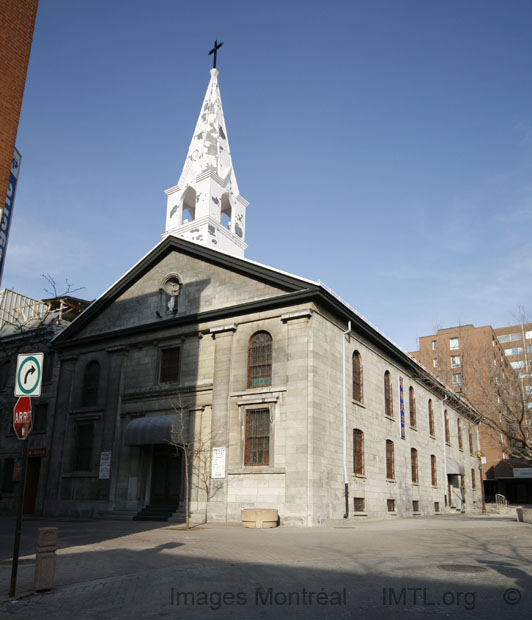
[441,395,449,506]
[343,321,352,518]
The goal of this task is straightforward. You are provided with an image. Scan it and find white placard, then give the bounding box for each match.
[211,446,226,479]
[514,468,532,478]
[99,451,112,479]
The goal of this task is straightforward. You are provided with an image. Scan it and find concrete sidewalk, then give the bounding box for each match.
[0,514,531,619]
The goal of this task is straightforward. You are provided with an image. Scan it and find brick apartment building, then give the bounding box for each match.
[412,324,532,504]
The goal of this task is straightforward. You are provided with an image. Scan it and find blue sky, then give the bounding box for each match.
[4,0,532,351]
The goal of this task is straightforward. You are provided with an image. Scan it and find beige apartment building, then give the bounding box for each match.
[412,324,532,504]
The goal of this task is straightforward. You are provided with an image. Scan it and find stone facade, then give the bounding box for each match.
[42,238,483,524]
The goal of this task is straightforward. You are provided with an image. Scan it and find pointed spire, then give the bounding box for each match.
[164,69,249,257]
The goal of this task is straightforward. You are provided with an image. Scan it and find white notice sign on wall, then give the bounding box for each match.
[211,447,226,479]
[99,451,112,479]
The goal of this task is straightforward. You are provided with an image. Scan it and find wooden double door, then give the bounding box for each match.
[150,444,182,505]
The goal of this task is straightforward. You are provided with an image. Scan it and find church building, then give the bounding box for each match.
[43,63,483,525]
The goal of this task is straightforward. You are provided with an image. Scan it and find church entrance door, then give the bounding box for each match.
[150,444,181,505]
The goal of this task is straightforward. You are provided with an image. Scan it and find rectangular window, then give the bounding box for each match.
[498,333,521,343]
[432,359,438,369]
[387,499,396,512]
[471,469,476,490]
[527,331,532,340]
[469,428,474,455]
[444,411,450,444]
[504,347,523,356]
[431,340,437,350]
[434,501,440,513]
[511,360,525,369]
[449,337,459,350]
[411,448,418,483]
[245,408,270,466]
[353,429,364,475]
[457,419,463,450]
[353,497,365,512]
[33,403,48,433]
[73,423,94,472]
[412,500,419,512]
[450,355,461,368]
[431,454,437,486]
[386,440,394,480]
[1,458,15,493]
[159,347,180,383]
[452,373,462,386]
[43,353,54,384]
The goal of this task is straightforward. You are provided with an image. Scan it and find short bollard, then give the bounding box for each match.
[34,527,58,591]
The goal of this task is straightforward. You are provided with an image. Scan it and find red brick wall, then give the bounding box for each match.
[0,0,39,206]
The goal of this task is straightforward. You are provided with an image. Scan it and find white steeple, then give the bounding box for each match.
[163,68,249,257]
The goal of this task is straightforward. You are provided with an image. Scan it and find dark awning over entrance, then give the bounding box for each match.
[125,414,181,446]
[446,456,465,476]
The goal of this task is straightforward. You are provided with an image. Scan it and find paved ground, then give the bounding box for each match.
[0,513,531,619]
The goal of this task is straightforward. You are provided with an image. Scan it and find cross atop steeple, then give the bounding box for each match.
[208,40,223,69]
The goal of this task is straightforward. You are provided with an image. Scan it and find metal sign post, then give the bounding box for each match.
[9,397,32,598]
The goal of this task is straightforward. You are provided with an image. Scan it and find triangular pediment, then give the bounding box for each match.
[54,237,316,345]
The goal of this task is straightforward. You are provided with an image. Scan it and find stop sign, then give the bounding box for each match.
[13,396,32,440]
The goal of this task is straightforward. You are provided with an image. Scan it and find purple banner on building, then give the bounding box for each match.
[0,148,22,286]
[399,376,406,439]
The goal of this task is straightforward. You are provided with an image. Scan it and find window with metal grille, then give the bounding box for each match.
[384,371,393,417]
[409,386,416,428]
[431,454,437,486]
[248,332,272,388]
[444,410,450,444]
[412,500,419,512]
[33,403,48,433]
[387,499,395,512]
[428,399,435,436]
[457,418,463,450]
[74,423,94,472]
[353,497,365,512]
[434,501,440,512]
[471,468,476,489]
[411,448,418,483]
[82,361,100,407]
[386,439,394,479]
[352,351,363,402]
[469,428,474,455]
[353,429,364,475]
[245,408,270,465]
[159,347,180,383]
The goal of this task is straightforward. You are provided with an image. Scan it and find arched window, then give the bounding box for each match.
[386,439,394,480]
[411,448,418,483]
[181,186,196,223]
[384,371,393,417]
[428,399,435,436]
[221,193,232,230]
[353,429,364,475]
[352,351,363,403]
[444,410,450,444]
[457,418,463,450]
[409,386,416,428]
[248,332,272,388]
[431,454,437,486]
[82,361,100,407]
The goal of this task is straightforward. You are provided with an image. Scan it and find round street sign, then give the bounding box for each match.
[13,396,32,440]
[15,353,43,397]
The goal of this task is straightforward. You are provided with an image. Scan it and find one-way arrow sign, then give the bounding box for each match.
[15,353,44,397]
